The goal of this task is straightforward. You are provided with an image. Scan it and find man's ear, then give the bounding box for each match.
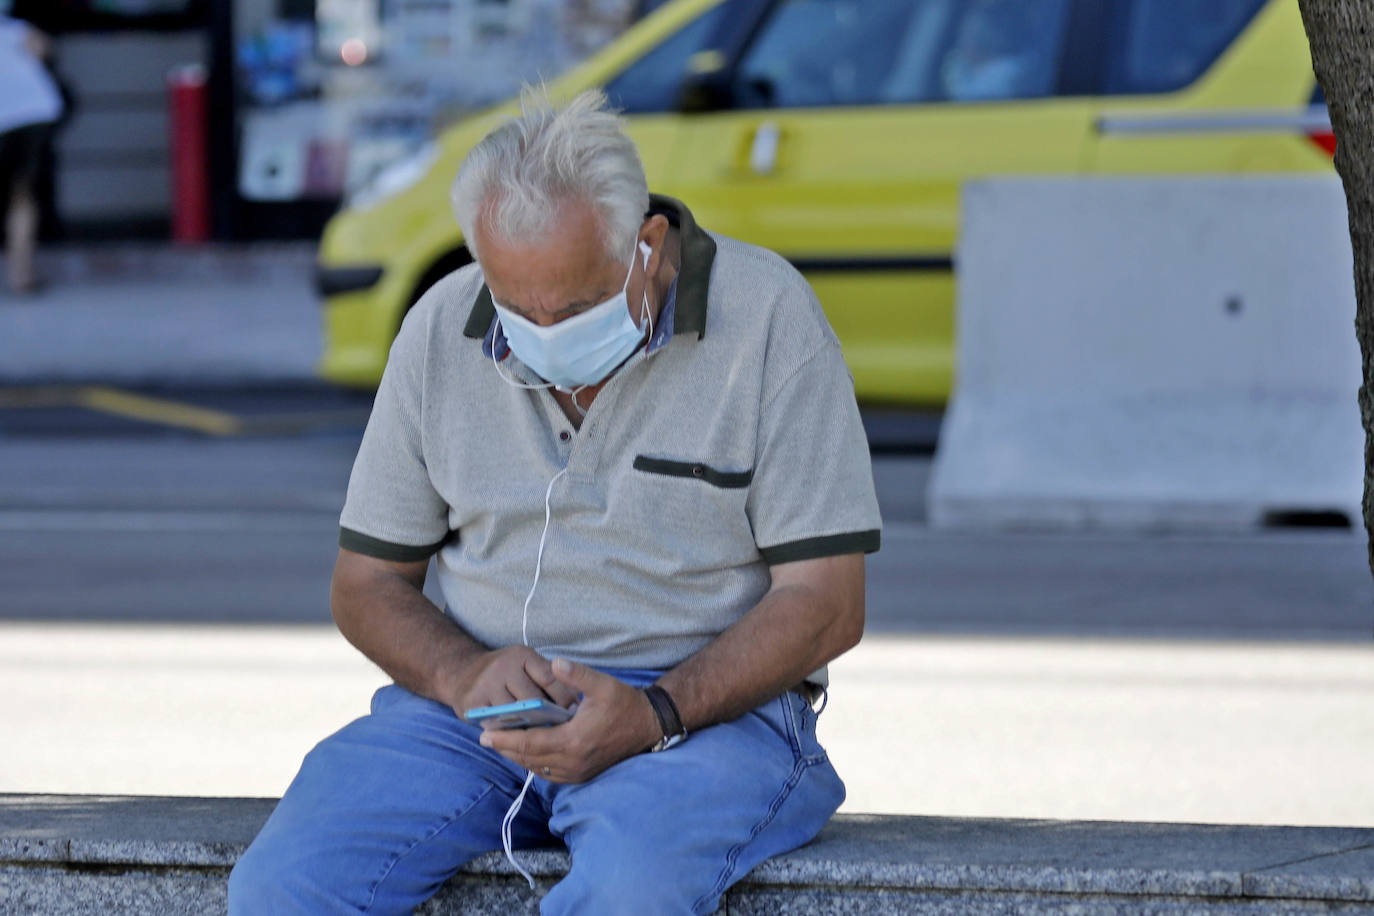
[640,214,671,275]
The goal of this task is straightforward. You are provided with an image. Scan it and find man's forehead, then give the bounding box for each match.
[483,234,612,270]
[483,242,614,288]
[481,247,619,318]
[481,233,623,300]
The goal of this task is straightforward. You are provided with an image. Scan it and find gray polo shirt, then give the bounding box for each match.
[339,195,881,673]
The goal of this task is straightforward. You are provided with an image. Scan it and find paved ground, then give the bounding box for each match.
[3,623,1371,827]
[0,429,1368,639]
[0,245,319,386]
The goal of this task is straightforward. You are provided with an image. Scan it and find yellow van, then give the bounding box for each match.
[316,0,1333,404]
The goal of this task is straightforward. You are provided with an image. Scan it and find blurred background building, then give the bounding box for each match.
[12,0,660,243]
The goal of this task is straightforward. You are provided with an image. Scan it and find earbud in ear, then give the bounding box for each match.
[638,240,652,269]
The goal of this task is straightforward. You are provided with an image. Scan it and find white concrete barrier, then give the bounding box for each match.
[929,177,1363,532]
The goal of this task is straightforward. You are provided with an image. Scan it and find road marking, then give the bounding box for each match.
[0,385,242,435]
[76,387,242,436]
[0,386,370,437]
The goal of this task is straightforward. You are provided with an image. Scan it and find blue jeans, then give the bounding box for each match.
[228,669,844,914]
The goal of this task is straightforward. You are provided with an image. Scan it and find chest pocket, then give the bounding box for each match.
[629,455,756,553]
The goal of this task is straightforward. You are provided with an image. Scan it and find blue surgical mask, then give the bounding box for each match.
[492,240,653,390]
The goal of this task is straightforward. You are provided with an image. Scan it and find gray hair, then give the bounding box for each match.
[451,86,649,263]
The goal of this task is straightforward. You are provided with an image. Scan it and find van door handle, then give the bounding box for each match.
[749,121,781,175]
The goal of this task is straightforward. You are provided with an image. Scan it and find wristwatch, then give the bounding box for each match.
[642,685,688,752]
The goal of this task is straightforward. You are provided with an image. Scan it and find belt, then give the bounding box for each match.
[791,681,824,706]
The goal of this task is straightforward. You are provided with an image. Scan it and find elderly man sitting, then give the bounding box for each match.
[229,87,881,915]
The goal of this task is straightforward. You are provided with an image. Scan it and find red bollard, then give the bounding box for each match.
[167,64,210,244]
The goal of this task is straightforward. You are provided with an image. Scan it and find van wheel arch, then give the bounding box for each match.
[400,245,474,329]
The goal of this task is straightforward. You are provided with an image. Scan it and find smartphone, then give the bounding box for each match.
[465,698,574,729]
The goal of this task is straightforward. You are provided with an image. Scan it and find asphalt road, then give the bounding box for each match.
[0,384,1369,640]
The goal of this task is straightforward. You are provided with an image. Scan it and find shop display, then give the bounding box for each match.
[236,0,635,203]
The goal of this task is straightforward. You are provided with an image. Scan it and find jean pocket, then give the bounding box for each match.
[369,683,408,715]
[780,690,829,765]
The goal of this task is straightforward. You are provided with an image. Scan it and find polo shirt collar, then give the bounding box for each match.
[462,193,715,342]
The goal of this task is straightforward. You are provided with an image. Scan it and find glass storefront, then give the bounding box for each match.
[8,0,211,238]
[234,0,638,208]
[11,0,640,238]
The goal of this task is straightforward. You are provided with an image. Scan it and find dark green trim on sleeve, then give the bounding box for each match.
[339,527,447,562]
[759,529,881,565]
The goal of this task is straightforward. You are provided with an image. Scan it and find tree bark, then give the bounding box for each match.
[1298,0,1374,581]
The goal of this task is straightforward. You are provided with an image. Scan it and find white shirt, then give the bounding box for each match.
[0,17,62,134]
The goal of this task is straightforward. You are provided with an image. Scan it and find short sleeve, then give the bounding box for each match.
[747,342,882,564]
[338,313,449,561]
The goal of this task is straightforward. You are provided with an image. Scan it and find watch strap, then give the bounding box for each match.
[642,684,687,752]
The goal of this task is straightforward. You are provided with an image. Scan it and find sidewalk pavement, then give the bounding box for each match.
[0,244,321,386]
[2,623,1372,827]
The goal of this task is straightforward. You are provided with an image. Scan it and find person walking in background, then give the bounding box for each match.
[0,11,62,296]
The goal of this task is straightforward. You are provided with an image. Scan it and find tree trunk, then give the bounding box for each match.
[1298,0,1374,583]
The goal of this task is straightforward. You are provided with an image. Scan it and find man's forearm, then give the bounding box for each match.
[656,557,864,733]
[330,562,486,707]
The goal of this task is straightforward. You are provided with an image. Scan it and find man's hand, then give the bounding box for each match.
[449,646,580,717]
[480,658,661,783]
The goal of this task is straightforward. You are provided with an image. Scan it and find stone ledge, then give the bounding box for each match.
[2,795,1372,914]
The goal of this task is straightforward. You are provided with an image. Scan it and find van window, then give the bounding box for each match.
[605,4,730,114]
[730,0,1072,109]
[1104,0,1267,94]
[934,0,1073,102]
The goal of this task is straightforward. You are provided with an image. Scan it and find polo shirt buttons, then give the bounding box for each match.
[692,465,705,477]
[559,431,572,442]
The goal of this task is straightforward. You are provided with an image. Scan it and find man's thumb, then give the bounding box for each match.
[552,657,597,688]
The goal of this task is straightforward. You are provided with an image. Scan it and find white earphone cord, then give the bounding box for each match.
[502,771,538,889]
[499,465,567,890]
